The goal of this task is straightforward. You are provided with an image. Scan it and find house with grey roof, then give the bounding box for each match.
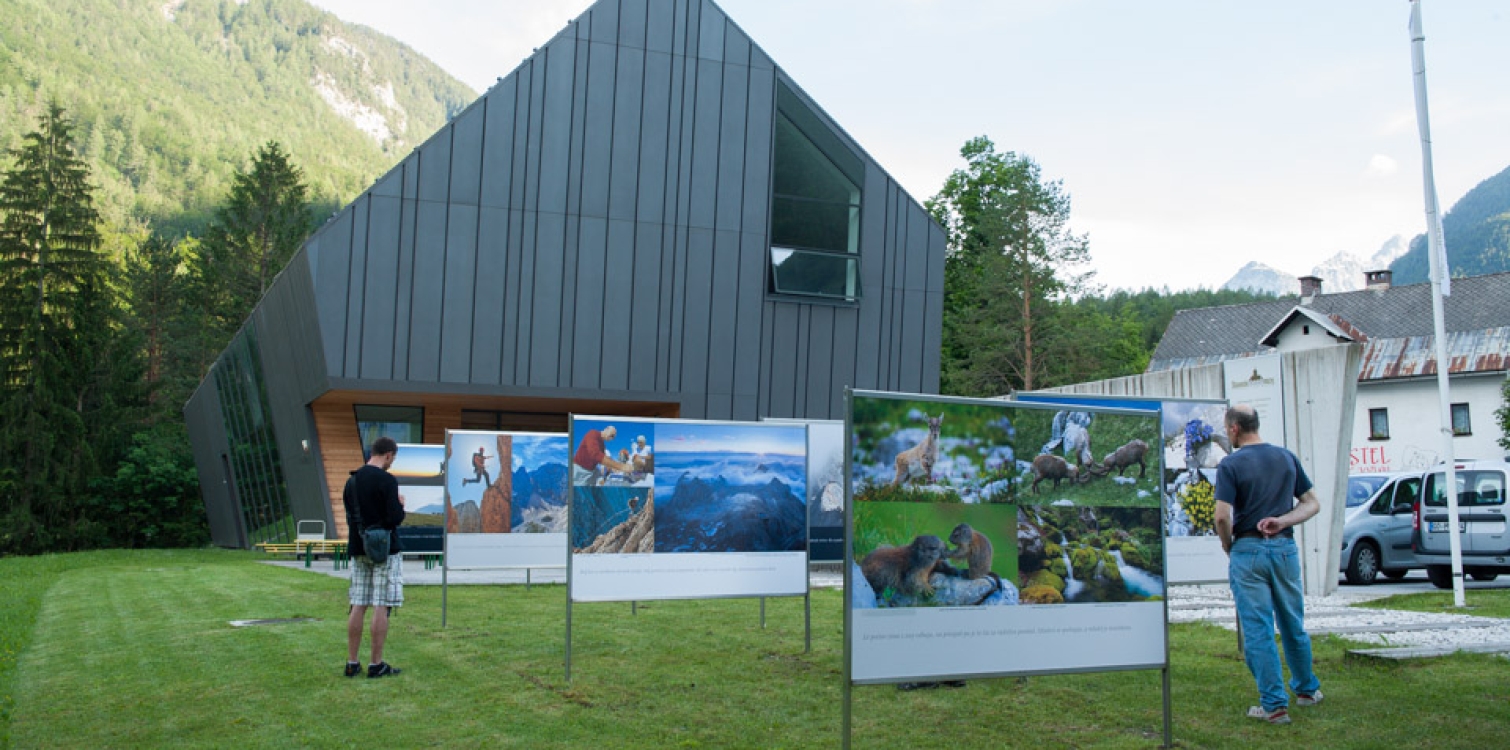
[1150,270,1510,473]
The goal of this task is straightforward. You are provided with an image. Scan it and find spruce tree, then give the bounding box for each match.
[197,141,314,339]
[0,103,117,553]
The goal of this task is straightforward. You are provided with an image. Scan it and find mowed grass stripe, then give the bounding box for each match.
[16,562,343,747]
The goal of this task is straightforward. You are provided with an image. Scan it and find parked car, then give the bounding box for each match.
[1340,471,1421,585]
[1346,473,1391,509]
[1413,460,1510,589]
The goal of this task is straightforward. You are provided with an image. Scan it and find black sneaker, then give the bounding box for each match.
[343,662,363,678]
[367,662,401,678]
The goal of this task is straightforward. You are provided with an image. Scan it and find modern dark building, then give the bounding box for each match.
[185,0,946,548]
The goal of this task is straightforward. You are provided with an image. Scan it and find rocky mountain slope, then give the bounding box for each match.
[0,0,475,232]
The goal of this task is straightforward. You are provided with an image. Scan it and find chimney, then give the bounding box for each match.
[1298,275,1322,301]
[1365,269,1393,290]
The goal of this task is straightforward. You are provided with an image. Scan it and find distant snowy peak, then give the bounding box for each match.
[1367,235,1410,270]
[1221,235,1410,296]
[1221,262,1299,296]
[1309,235,1410,293]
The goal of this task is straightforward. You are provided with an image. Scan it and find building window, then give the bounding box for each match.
[769,82,863,301]
[1451,403,1472,436]
[354,405,424,459]
[1368,408,1389,440]
[214,327,295,546]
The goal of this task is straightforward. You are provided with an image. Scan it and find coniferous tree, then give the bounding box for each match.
[928,137,1093,396]
[197,141,314,339]
[106,230,209,549]
[125,232,199,413]
[0,103,123,553]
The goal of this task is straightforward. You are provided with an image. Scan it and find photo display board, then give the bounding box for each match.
[443,430,570,569]
[568,416,810,602]
[847,391,1167,683]
[393,443,446,521]
[765,418,845,562]
[1016,394,1231,584]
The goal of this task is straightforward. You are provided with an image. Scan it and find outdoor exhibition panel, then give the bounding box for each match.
[764,418,845,562]
[843,390,1171,747]
[392,443,447,522]
[847,391,1168,681]
[567,415,810,603]
[442,429,571,566]
[440,430,570,624]
[1015,392,1231,585]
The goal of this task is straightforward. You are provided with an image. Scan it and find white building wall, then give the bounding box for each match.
[1272,321,1341,351]
[1349,373,1509,474]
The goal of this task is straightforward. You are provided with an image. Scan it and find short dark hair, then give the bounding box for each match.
[1225,407,1260,436]
[370,436,399,457]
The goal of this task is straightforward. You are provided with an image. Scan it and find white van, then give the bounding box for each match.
[1412,460,1510,589]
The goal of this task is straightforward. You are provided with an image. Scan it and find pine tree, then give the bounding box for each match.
[928,137,1093,396]
[0,103,119,553]
[197,141,313,339]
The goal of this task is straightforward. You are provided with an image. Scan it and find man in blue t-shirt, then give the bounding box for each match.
[1214,405,1323,725]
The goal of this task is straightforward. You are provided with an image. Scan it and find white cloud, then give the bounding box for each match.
[1365,154,1399,177]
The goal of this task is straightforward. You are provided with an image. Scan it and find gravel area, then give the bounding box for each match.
[1168,583,1510,652]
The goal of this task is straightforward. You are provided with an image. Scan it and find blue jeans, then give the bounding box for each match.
[1229,536,1320,710]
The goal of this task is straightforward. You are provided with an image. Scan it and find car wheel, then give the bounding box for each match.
[1345,541,1380,585]
[1470,571,1500,582]
[1381,569,1408,580]
[1427,565,1453,589]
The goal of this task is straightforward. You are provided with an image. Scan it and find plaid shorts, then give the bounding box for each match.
[349,554,404,608]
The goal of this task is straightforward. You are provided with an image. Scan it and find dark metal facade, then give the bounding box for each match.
[186,0,945,548]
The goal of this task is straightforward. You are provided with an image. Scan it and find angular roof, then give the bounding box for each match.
[1257,306,1365,347]
[1149,272,1510,380]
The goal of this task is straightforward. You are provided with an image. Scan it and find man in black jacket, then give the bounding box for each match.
[343,437,406,678]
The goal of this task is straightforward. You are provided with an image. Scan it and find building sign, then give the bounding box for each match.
[1349,445,1393,474]
[1223,355,1286,441]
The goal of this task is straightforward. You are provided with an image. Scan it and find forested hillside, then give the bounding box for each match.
[0,0,474,233]
[1390,163,1510,284]
[0,0,478,556]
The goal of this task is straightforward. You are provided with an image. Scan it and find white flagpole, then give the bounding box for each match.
[1408,0,1464,607]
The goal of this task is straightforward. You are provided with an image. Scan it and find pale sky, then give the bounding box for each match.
[307,0,1510,292]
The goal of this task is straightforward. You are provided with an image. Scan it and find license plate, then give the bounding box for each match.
[1428,521,1465,533]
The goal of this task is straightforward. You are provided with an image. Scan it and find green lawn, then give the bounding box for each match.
[1354,588,1510,619]
[3,549,1509,749]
